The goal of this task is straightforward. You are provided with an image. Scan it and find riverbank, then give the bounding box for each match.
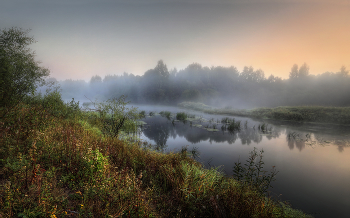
[1,95,313,217]
[178,101,350,125]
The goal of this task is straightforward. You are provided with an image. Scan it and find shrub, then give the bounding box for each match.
[233,147,278,195]
[176,112,187,121]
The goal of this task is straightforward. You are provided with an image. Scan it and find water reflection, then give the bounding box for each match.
[136,107,350,218]
[141,115,350,152]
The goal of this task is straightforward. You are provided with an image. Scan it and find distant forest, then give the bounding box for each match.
[47,60,350,108]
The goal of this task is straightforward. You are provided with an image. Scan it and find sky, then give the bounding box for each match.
[1,0,349,81]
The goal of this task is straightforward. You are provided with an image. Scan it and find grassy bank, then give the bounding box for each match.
[178,102,350,125]
[0,95,313,217]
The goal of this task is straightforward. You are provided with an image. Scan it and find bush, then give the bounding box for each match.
[233,147,278,195]
[83,95,140,138]
[176,112,187,121]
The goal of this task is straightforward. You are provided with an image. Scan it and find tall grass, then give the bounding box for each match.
[0,93,314,217]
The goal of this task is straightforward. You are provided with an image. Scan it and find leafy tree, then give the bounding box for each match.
[0,27,49,115]
[143,60,170,102]
[239,66,265,83]
[90,75,102,84]
[84,95,140,138]
[289,63,309,80]
[289,64,299,79]
[298,63,310,78]
[337,66,349,77]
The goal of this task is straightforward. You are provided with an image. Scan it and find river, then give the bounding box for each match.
[133,104,350,218]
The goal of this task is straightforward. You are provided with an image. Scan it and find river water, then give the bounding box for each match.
[132,104,350,218]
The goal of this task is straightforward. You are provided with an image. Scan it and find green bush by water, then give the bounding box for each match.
[176,112,188,121]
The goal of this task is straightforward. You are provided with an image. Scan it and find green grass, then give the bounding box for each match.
[0,96,314,217]
[179,101,350,125]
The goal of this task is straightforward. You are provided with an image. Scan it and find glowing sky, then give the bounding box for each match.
[1,0,349,81]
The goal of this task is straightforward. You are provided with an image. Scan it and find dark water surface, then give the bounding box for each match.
[134,105,350,218]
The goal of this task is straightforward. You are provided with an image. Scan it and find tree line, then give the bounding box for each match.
[56,60,350,108]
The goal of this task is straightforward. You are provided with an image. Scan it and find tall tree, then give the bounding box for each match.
[337,66,349,77]
[298,63,310,78]
[0,27,49,115]
[289,64,299,80]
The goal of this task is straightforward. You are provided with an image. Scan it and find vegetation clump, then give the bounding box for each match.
[233,148,278,195]
[227,120,241,132]
[139,110,146,118]
[159,111,172,119]
[176,112,188,121]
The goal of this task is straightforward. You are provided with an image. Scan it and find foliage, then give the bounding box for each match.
[83,95,140,138]
[233,148,279,195]
[23,90,81,120]
[139,110,146,118]
[159,111,172,119]
[0,27,49,116]
[176,112,187,121]
[227,120,241,132]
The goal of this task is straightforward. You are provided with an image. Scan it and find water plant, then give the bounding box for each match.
[227,120,241,132]
[149,111,155,117]
[221,117,230,124]
[176,112,187,121]
[139,110,146,118]
[188,114,195,119]
[159,111,172,119]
